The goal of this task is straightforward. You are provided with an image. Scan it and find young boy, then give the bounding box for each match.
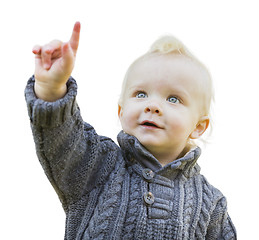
[25,22,236,239]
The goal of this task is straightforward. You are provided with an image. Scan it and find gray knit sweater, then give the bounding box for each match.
[25,76,236,240]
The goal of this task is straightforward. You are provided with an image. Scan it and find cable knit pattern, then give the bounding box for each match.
[182,177,195,240]
[83,158,126,239]
[25,76,237,239]
[122,169,141,239]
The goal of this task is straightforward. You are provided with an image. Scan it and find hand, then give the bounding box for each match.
[32,22,81,101]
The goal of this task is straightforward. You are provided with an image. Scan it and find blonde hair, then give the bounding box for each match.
[149,35,194,56]
[119,35,214,143]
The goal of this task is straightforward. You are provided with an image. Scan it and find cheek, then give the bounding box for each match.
[166,111,194,135]
[169,119,187,133]
[120,105,138,129]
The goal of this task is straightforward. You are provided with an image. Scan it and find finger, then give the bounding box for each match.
[61,42,74,70]
[42,40,62,54]
[69,21,81,55]
[41,49,52,70]
[32,45,42,55]
[41,40,62,70]
[34,55,43,74]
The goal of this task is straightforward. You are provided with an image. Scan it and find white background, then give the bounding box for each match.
[1,0,258,239]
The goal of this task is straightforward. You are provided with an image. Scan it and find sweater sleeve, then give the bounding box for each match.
[205,197,237,240]
[25,76,119,211]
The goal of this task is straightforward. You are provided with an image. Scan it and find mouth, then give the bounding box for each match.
[140,121,161,129]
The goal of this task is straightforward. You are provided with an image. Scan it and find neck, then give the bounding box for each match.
[150,144,192,167]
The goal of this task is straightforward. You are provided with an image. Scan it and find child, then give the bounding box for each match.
[25,22,236,239]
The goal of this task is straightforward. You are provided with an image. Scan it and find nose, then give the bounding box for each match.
[144,102,163,115]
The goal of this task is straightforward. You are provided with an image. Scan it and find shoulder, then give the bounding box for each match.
[197,173,225,205]
[187,174,235,237]
[182,170,227,219]
[193,173,231,230]
[83,122,119,151]
[196,175,237,239]
[183,172,226,217]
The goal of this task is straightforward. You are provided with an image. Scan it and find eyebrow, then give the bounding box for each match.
[170,87,190,100]
[127,84,146,93]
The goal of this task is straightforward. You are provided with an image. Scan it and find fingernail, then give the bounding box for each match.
[44,63,50,70]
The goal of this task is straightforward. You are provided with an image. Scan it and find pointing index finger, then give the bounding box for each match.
[69,21,81,54]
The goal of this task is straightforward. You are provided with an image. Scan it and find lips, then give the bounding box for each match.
[140,120,161,129]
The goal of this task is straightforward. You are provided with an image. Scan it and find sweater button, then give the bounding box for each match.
[143,192,155,205]
[142,168,155,181]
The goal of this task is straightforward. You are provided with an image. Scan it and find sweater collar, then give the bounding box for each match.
[117,131,201,179]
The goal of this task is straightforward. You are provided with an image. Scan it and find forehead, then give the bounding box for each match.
[126,54,207,92]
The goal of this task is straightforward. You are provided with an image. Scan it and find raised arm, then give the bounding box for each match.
[26,23,119,211]
[33,22,81,101]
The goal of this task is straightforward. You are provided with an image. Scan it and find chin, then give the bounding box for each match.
[138,139,163,150]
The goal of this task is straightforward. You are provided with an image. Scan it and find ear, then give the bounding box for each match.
[189,116,210,139]
[118,104,123,118]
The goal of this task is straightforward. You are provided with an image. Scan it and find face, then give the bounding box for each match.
[119,54,209,162]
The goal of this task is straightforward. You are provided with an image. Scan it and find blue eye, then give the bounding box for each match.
[167,96,180,104]
[136,92,147,98]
